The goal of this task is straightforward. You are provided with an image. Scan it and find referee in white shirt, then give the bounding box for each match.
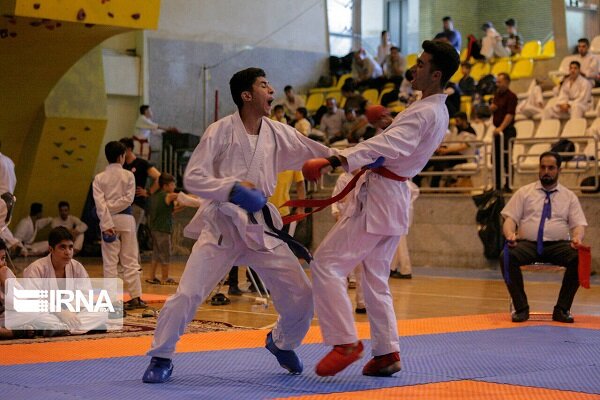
[500,151,587,323]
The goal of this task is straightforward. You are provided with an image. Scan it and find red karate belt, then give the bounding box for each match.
[281,166,407,225]
[577,244,592,289]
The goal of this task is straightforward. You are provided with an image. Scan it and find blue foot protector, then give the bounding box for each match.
[142,357,173,383]
[265,332,303,374]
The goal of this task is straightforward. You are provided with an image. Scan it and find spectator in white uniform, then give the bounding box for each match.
[134,105,178,161]
[51,201,88,255]
[14,203,52,256]
[543,61,592,120]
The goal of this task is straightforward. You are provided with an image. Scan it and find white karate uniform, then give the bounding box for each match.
[23,256,108,334]
[134,115,160,160]
[148,112,334,359]
[391,181,419,275]
[516,81,544,118]
[51,215,88,251]
[312,94,448,356]
[332,172,365,309]
[0,266,66,330]
[543,75,592,119]
[92,163,141,299]
[14,216,52,256]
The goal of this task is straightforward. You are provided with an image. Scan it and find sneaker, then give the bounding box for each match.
[362,352,401,376]
[315,341,364,376]
[265,331,303,374]
[124,297,147,310]
[142,357,173,383]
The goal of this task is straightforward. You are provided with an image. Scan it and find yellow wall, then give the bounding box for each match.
[18,118,107,220]
[0,0,161,224]
[5,0,160,29]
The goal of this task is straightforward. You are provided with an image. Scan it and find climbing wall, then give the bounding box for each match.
[0,0,160,220]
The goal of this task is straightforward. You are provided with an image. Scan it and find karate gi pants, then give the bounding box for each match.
[101,215,142,299]
[148,214,313,359]
[312,210,400,356]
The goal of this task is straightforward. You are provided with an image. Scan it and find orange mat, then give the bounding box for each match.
[2,313,599,365]
[273,380,600,400]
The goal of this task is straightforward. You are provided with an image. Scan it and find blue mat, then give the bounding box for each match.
[1,326,599,399]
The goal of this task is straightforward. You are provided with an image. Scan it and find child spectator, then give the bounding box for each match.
[146,173,179,285]
[93,141,145,311]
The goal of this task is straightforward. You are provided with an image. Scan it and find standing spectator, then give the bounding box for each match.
[481,22,510,60]
[458,62,477,98]
[319,97,346,144]
[376,30,394,66]
[503,18,523,56]
[134,105,178,161]
[145,173,179,285]
[14,203,52,256]
[51,201,88,255]
[93,141,145,311]
[280,85,306,120]
[434,16,462,53]
[542,61,592,120]
[501,151,587,323]
[490,72,517,190]
[294,107,312,137]
[120,138,161,231]
[574,38,600,87]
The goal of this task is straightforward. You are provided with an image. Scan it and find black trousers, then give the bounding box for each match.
[493,125,516,189]
[500,240,580,312]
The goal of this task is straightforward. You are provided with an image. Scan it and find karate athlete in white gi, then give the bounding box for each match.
[23,227,108,334]
[93,141,145,311]
[303,40,460,377]
[143,68,335,383]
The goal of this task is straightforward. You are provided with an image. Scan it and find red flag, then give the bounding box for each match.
[578,245,591,289]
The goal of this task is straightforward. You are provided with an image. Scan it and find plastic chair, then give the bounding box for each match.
[514,40,541,60]
[470,62,491,81]
[450,67,463,83]
[491,58,512,76]
[534,39,555,60]
[378,87,395,105]
[305,92,325,113]
[406,53,418,68]
[361,88,379,105]
[511,59,534,80]
[460,48,469,62]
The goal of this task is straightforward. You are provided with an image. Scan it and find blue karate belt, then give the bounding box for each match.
[118,206,133,215]
[248,206,313,262]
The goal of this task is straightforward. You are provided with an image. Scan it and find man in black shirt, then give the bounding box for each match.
[119,138,161,230]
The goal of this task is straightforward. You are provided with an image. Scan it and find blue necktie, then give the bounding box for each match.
[536,189,556,255]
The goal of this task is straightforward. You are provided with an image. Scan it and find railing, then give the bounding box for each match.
[416,140,492,193]
[508,135,600,192]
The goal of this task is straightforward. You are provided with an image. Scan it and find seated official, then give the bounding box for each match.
[500,151,587,323]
